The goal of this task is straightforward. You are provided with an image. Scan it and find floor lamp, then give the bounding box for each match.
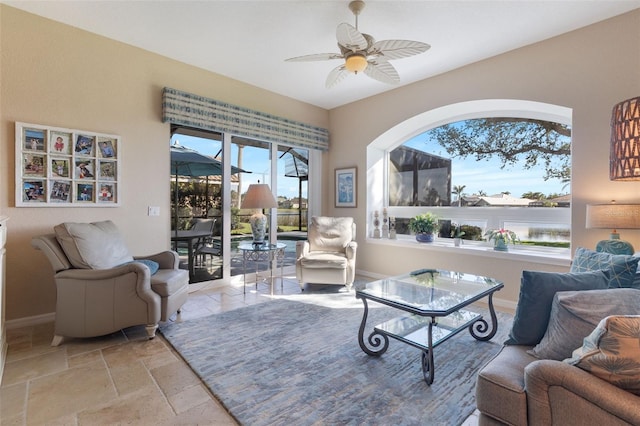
[586,202,640,254]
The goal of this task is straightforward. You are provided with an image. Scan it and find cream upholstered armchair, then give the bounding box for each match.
[32,220,189,346]
[296,216,357,290]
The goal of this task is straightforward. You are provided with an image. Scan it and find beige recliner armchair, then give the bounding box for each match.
[32,220,189,346]
[296,216,357,290]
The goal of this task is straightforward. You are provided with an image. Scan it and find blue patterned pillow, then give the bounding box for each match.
[119,259,159,275]
[565,315,640,396]
[505,269,610,346]
[570,247,640,288]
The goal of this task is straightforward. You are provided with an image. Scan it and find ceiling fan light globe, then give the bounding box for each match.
[345,54,368,73]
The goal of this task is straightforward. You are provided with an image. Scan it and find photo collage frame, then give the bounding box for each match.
[16,122,121,207]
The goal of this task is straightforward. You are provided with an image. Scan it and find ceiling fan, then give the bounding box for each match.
[285,0,431,88]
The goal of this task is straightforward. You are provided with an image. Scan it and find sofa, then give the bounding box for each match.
[476,249,640,425]
[32,220,189,346]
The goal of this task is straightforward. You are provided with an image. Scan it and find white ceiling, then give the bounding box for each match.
[4,1,640,110]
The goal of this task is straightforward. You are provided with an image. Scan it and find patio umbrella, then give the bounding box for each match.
[170,144,249,235]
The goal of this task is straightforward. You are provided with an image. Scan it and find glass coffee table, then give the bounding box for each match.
[355,269,504,384]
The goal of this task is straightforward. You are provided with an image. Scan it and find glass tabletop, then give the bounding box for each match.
[238,242,287,252]
[355,269,503,315]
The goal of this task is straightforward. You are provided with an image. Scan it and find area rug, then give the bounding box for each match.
[160,293,512,426]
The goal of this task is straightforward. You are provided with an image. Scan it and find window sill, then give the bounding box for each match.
[366,236,571,268]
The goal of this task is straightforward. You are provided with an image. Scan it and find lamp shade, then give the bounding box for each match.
[345,54,368,73]
[586,203,640,230]
[610,96,640,181]
[241,184,277,209]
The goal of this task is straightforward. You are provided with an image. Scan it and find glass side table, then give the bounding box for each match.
[238,242,286,295]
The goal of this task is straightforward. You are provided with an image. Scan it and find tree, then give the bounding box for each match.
[452,184,466,206]
[428,118,571,181]
[521,191,545,200]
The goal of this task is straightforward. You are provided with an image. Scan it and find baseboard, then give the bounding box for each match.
[6,312,55,330]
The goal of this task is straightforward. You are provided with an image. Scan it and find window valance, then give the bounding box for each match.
[162,87,329,151]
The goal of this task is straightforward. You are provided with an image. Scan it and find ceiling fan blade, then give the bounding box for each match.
[326,65,349,89]
[370,39,431,60]
[336,23,367,52]
[364,59,400,85]
[285,53,343,62]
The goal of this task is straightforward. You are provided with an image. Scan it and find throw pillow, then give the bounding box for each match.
[504,270,610,346]
[529,288,640,360]
[54,220,133,269]
[565,315,640,396]
[571,247,639,288]
[119,259,160,275]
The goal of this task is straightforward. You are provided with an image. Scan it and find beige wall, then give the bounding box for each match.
[0,6,329,321]
[2,6,639,321]
[326,10,640,304]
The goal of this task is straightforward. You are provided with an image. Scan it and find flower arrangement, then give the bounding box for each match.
[450,223,466,238]
[485,229,519,247]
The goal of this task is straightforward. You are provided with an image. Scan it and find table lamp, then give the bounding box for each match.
[241,183,278,246]
[586,202,640,254]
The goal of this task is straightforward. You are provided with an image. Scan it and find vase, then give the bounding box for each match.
[454,237,462,247]
[416,233,434,243]
[493,239,508,251]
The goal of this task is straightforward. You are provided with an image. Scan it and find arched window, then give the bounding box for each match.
[367,100,572,252]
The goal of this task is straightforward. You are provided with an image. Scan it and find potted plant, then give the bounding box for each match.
[485,228,519,251]
[451,223,466,247]
[408,212,439,242]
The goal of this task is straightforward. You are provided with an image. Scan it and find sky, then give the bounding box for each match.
[403,131,568,198]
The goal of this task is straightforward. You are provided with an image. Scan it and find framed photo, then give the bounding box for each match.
[50,181,72,203]
[50,131,72,155]
[22,180,46,203]
[16,122,120,207]
[76,183,94,202]
[23,127,46,152]
[335,167,357,208]
[50,158,70,178]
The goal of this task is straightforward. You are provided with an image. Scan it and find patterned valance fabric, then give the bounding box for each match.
[162,87,329,151]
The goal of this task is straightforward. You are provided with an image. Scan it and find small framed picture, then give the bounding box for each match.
[50,131,72,155]
[335,167,357,208]
[23,153,46,177]
[75,160,95,179]
[99,160,116,180]
[97,137,117,158]
[22,180,46,203]
[76,183,94,202]
[50,158,70,178]
[75,134,94,156]
[50,180,72,203]
[24,128,46,152]
[98,183,116,203]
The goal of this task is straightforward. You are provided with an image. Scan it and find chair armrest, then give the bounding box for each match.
[525,359,640,425]
[345,241,357,260]
[56,263,150,280]
[296,241,310,259]
[135,251,180,269]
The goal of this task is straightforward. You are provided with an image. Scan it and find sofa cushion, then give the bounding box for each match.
[529,288,640,360]
[151,269,189,297]
[308,216,353,253]
[505,270,609,346]
[54,220,133,269]
[300,252,348,269]
[565,315,640,396]
[571,247,640,288]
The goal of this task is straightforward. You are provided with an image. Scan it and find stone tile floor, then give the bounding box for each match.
[0,273,480,425]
